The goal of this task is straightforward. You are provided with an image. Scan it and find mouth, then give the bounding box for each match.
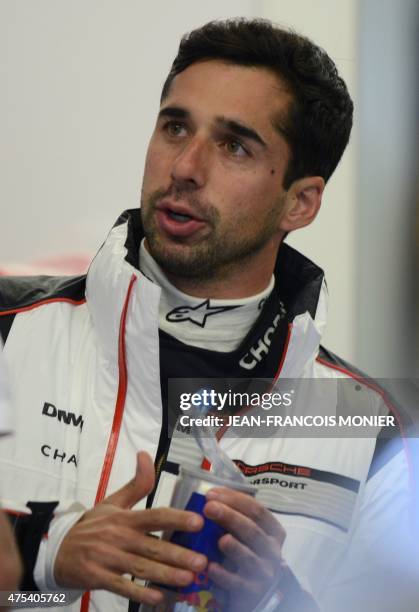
[166,210,194,223]
[154,200,207,239]
[157,200,203,222]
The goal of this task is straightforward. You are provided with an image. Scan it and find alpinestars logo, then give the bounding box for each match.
[166,300,241,328]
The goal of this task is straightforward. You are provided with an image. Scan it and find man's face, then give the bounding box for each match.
[141,60,293,288]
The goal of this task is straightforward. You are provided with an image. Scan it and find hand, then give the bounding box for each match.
[54,452,207,606]
[204,487,286,612]
[0,509,22,612]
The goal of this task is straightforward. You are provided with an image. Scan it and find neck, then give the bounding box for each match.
[139,240,277,352]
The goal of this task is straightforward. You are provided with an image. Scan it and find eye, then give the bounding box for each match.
[224,139,249,158]
[163,121,187,138]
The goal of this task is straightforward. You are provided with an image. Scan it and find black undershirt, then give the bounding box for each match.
[155,282,290,486]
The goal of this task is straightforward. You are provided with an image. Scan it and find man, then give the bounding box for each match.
[0,18,415,612]
[0,349,22,610]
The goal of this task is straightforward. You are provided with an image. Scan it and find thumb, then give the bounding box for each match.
[103,451,156,509]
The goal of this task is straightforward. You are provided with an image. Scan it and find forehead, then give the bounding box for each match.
[162,60,292,134]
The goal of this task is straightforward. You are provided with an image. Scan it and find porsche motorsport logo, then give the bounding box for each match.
[166,299,241,328]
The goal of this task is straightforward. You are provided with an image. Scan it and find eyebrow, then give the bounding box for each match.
[158,106,190,120]
[216,117,267,148]
[157,106,267,148]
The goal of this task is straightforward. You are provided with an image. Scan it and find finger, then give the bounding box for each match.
[204,500,276,559]
[99,527,207,573]
[217,533,273,578]
[207,562,260,597]
[107,548,197,587]
[125,506,204,533]
[95,568,164,606]
[104,451,155,510]
[132,534,207,573]
[206,488,286,541]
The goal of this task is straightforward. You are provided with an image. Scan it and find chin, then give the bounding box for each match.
[152,241,219,281]
[148,237,190,270]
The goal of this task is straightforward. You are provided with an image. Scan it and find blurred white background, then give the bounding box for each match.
[1,1,417,376]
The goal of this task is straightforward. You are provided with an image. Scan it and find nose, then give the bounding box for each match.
[171,136,209,188]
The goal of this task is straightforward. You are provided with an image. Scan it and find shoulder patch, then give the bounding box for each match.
[0,275,86,343]
[318,346,410,481]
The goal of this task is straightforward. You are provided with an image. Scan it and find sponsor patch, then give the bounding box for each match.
[235,460,360,532]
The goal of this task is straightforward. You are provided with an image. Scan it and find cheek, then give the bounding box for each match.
[143,141,171,187]
[219,176,277,216]
[143,147,160,181]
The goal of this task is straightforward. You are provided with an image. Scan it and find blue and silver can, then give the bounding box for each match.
[163,466,255,611]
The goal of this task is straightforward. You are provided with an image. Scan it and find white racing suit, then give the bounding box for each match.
[0,209,417,612]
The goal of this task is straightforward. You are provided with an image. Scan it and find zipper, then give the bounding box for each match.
[80,274,137,612]
[154,449,168,484]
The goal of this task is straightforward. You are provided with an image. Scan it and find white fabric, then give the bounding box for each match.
[319,450,419,612]
[0,348,12,435]
[0,215,414,612]
[34,508,85,602]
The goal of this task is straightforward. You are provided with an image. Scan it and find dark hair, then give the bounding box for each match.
[161,18,353,188]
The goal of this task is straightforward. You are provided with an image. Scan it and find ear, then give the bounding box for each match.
[279,176,325,232]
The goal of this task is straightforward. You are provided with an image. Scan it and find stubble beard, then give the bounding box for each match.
[141,187,281,283]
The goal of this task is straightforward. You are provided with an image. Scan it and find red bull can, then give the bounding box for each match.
[149,466,255,611]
